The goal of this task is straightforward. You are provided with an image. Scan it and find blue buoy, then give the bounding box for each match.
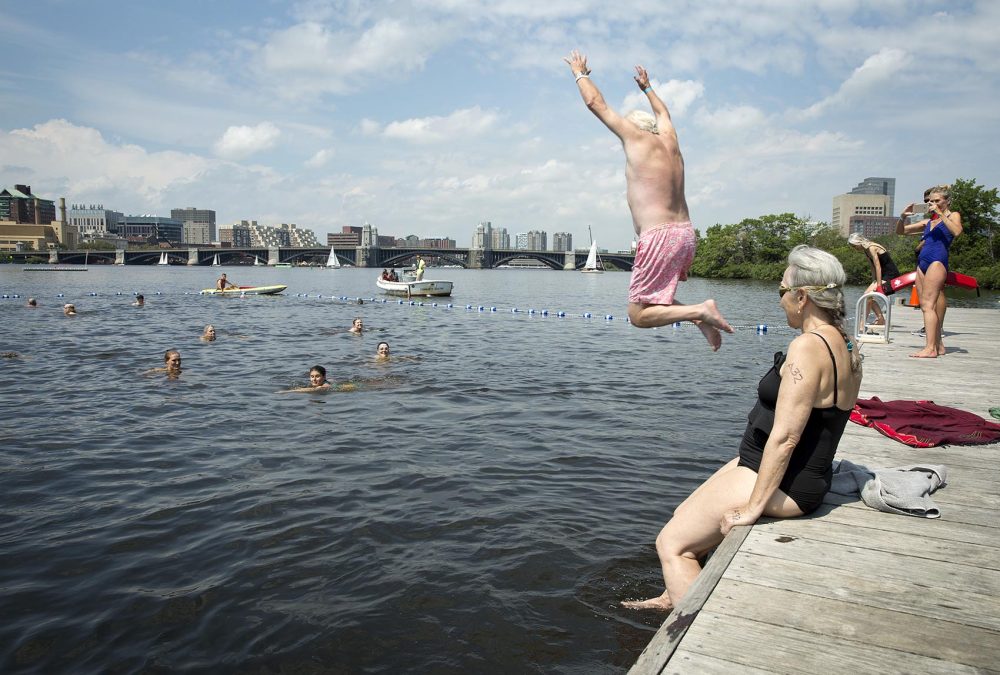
[605,314,613,320]
[511,308,518,313]
[478,306,485,312]
[490,307,496,312]
[155,291,161,295]
[557,311,565,317]
[1,295,8,299]
[757,324,768,334]
[583,312,592,318]
[398,299,404,304]
[446,303,452,308]
[528,309,535,314]
[541,310,548,316]
[57,293,64,297]
[432,302,438,307]
[466,304,473,310]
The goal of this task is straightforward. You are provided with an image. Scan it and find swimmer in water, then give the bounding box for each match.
[63,303,77,316]
[26,298,37,307]
[132,294,145,307]
[375,341,390,361]
[349,317,364,334]
[281,365,357,392]
[146,349,182,378]
[201,324,217,342]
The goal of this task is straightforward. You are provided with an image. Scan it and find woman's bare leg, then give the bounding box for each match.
[622,458,801,610]
[912,264,946,358]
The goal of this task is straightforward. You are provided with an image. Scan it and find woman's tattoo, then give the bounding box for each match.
[787,362,803,383]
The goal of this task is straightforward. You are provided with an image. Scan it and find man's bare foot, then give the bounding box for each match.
[696,321,722,351]
[700,299,734,334]
[909,349,938,358]
[621,594,673,611]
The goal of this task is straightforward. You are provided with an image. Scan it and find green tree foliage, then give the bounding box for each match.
[80,240,116,250]
[948,178,1000,287]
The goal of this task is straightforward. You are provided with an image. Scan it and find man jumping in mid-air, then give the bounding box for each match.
[565,50,732,350]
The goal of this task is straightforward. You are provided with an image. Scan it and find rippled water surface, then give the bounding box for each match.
[1,266,995,673]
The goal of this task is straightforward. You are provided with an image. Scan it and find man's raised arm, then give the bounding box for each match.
[565,50,629,138]
[634,65,676,140]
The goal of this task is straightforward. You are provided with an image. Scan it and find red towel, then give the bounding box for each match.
[850,397,1000,447]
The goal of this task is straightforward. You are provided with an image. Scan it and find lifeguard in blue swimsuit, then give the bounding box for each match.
[896,185,963,358]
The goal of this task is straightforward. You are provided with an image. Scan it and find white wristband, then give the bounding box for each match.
[575,73,590,82]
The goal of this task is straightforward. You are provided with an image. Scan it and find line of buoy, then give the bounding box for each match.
[0,291,778,333]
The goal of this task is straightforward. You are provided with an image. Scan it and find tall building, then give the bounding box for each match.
[329,226,362,248]
[278,223,319,247]
[69,204,124,238]
[526,230,547,251]
[552,232,573,252]
[849,177,895,217]
[831,193,891,237]
[0,185,56,224]
[472,221,492,249]
[171,207,216,245]
[491,227,509,249]
[515,232,528,249]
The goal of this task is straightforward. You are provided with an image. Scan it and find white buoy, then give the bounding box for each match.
[757,324,768,334]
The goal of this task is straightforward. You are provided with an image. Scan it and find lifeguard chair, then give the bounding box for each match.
[854,291,892,344]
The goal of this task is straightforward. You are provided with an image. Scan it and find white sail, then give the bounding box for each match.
[581,241,603,273]
[212,253,220,267]
[326,246,341,268]
[158,251,169,266]
[254,256,263,266]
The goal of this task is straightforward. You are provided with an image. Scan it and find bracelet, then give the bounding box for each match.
[575,72,590,82]
[643,86,653,94]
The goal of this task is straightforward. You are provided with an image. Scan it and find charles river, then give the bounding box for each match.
[1,265,995,673]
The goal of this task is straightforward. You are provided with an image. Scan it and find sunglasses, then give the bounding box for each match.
[779,283,839,298]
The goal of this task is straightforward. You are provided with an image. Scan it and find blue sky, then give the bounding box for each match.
[2,0,998,251]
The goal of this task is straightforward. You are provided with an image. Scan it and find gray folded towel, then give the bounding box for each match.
[828,459,948,518]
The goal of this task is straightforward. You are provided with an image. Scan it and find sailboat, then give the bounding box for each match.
[325,246,341,269]
[253,256,264,266]
[212,253,221,267]
[581,227,604,274]
[158,251,169,266]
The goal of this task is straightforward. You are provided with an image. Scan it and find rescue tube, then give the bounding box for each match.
[888,271,979,295]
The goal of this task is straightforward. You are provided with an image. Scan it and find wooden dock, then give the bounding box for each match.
[631,305,1000,674]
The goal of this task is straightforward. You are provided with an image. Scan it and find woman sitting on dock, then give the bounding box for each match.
[623,245,863,612]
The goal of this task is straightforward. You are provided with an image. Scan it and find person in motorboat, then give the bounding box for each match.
[389,269,399,282]
[216,273,237,291]
[349,317,364,334]
[621,245,862,612]
[565,50,733,350]
[200,325,217,342]
[381,268,391,281]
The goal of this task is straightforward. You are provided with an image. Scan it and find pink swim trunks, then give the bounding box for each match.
[628,222,696,305]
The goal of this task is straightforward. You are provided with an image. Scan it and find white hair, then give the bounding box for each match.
[787,245,862,372]
[624,110,658,134]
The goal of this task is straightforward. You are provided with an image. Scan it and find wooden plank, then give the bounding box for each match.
[671,611,981,674]
[750,518,1000,570]
[808,502,999,546]
[739,529,1000,595]
[628,525,752,675]
[696,580,1000,671]
[822,492,999,527]
[664,650,775,674]
[723,553,1000,632]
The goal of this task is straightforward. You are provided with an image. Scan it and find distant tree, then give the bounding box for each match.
[80,240,116,250]
[949,178,998,274]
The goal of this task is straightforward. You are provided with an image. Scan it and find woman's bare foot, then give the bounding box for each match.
[621,593,673,611]
[937,343,946,356]
[909,348,938,358]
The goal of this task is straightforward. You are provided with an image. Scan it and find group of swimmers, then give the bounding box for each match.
[146,317,393,389]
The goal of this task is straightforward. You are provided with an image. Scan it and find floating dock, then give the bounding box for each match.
[631,305,1000,674]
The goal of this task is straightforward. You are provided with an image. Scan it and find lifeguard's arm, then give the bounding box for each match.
[937,210,963,238]
[720,335,821,534]
[634,65,677,141]
[895,202,926,235]
[564,50,636,140]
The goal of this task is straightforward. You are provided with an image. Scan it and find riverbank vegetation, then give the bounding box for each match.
[691,178,999,290]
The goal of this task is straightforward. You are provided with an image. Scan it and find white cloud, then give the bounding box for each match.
[213,122,281,159]
[304,148,334,168]
[695,105,768,135]
[382,106,500,144]
[0,119,211,207]
[798,47,911,119]
[359,118,382,136]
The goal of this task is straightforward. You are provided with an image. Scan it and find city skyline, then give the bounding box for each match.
[2,2,998,252]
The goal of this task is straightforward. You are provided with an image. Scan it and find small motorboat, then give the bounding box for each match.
[200,284,287,296]
[376,276,453,297]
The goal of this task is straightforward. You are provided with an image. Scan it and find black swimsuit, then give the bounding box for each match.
[737,333,852,513]
[865,247,901,295]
